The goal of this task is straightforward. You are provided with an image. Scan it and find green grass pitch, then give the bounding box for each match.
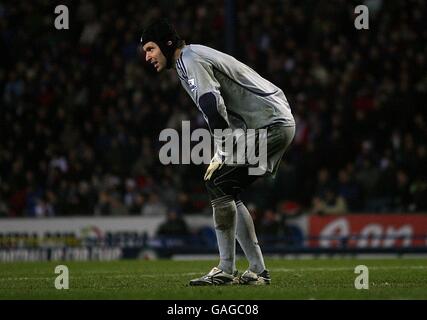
[0,258,426,300]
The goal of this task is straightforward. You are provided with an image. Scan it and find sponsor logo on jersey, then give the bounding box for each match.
[188,78,197,92]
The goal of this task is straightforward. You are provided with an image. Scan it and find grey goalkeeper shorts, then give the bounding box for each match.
[205,124,295,201]
[256,123,295,177]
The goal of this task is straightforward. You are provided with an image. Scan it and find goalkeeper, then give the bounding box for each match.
[139,19,295,286]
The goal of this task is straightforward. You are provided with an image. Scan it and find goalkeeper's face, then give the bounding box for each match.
[142,41,167,72]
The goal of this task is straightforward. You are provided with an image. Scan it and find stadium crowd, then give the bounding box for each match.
[1,0,426,223]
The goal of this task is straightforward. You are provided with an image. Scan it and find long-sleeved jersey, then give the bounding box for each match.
[175,44,295,162]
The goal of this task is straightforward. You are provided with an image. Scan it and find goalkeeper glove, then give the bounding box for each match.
[204,155,224,181]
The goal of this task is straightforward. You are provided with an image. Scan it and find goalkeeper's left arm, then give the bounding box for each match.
[177,52,233,180]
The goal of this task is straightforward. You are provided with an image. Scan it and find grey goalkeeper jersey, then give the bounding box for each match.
[175,44,295,132]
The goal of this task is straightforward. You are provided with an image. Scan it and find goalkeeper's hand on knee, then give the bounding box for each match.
[204,155,224,181]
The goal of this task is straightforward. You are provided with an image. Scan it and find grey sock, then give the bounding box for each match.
[235,200,266,274]
[212,195,237,274]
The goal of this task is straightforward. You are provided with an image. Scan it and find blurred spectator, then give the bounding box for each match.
[393,169,413,212]
[123,179,139,209]
[315,168,336,199]
[336,168,362,211]
[34,197,55,217]
[277,200,302,218]
[0,1,426,217]
[355,158,380,206]
[156,209,190,237]
[411,178,427,211]
[94,191,111,216]
[141,193,167,216]
[0,197,9,217]
[258,209,282,242]
[311,189,348,215]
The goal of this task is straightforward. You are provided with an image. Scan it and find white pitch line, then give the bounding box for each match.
[271,265,427,272]
[182,265,427,275]
[0,277,51,281]
[1,266,425,282]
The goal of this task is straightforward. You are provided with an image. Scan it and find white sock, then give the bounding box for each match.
[212,195,237,274]
[235,200,266,274]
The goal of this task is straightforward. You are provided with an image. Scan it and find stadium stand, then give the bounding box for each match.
[1,0,426,223]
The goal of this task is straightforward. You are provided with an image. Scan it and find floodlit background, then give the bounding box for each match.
[0,0,426,263]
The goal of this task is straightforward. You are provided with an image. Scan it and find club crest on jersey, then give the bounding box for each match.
[188,78,197,92]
